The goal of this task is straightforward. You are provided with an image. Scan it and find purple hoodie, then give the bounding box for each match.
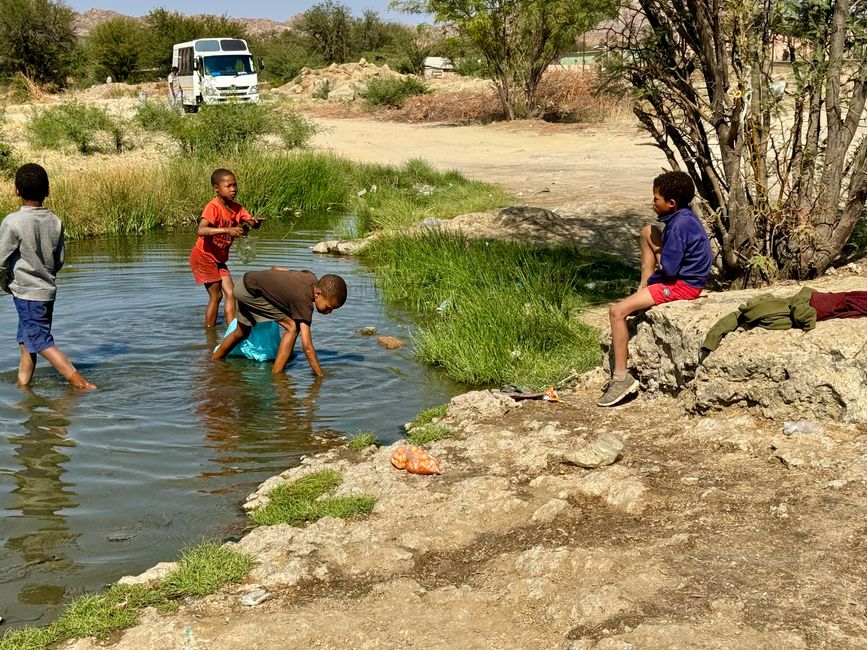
[647,207,712,289]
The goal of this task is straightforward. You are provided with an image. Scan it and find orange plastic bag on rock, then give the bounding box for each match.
[390,445,442,475]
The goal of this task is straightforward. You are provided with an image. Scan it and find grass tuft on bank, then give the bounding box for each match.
[363,233,636,388]
[348,431,381,451]
[0,153,506,240]
[406,423,456,445]
[0,541,252,650]
[249,469,377,527]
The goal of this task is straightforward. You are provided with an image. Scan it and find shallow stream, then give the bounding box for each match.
[0,213,460,628]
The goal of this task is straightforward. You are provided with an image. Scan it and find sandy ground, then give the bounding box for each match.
[310,117,667,214]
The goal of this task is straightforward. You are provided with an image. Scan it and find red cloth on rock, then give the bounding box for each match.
[809,291,867,321]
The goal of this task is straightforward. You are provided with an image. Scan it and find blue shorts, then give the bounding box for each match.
[14,298,56,354]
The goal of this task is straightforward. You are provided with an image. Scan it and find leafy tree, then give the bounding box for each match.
[602,0,867,282]
[0,0,76,85]
[249,30,317,84]
[391,0,619,119]
[85,17,145,82]
[297,0,354,63]
[142,9,247,74]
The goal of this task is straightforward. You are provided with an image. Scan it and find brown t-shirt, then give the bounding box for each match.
[243,270,316,323]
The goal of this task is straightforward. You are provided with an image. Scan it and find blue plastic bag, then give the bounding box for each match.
[217,319,282,361]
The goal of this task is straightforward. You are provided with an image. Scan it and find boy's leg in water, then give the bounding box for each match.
[17,344,36,386]
[40,346,96,389]
[221,275,236,325]
[638,225,663,290]
[204,281,222,328]
[214,322,251,359]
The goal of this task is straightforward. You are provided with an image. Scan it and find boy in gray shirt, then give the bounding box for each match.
[0,163,95,389]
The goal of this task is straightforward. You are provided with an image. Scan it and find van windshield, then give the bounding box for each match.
[203,55,254,76]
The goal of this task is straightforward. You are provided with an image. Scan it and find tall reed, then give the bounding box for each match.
[0,154,505,240]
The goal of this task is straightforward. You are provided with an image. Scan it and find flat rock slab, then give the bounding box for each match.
[602,275,867,422]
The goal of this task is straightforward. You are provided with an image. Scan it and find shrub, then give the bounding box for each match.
[28,102,130,154]
[154,103,317,156]
[535,69,627,123]
[361,76,428,108]
[312,79,331,99]
[133,100,182,132]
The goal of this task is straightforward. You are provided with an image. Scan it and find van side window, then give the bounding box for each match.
[178,47,193,75]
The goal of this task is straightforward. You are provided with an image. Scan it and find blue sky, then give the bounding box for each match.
[66,0,427,23]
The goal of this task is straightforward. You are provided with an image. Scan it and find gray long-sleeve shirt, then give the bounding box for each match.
[0,206,64,301]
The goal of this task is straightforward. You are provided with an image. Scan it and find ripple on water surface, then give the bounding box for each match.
[0,219,461,628]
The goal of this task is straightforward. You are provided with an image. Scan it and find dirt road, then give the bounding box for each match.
[311,118,667,213]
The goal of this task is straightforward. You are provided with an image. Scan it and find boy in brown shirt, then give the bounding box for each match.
[213,267,347,376]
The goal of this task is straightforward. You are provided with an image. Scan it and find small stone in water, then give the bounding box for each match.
[359,327,377,336]
[377,336,405,350]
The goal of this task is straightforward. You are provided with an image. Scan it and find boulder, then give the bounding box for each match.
[602,276,867,422]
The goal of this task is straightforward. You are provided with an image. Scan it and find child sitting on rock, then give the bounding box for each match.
[213,267,346,376]
[598,171,711,407]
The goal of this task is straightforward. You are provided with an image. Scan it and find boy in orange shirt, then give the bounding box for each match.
[189,168,262,327]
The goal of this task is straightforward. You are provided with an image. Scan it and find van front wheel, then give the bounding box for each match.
[183,103,199,114]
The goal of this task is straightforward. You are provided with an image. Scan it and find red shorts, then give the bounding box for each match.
[647,279,702,305]
[190,248,230,284]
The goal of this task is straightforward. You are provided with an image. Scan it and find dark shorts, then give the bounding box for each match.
[14,297,56,354]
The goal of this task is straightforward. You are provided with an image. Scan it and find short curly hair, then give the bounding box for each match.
[653,171,695,209]
[15,163,49,202]
[317,274,347,306]
[210,168,235,187]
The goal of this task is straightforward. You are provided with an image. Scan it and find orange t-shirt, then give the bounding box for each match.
[192,197,253,264]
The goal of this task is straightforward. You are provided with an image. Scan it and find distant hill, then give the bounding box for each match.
[73,8,298,38]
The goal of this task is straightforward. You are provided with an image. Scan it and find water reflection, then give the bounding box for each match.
[2,389,79,619]
[0,223,461,629]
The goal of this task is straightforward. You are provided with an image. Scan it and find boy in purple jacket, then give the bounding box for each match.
[598,171,711,407]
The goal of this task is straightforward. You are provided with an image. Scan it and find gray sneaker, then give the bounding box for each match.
[597,375,638,407]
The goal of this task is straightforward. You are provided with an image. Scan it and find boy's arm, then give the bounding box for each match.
[298,320,323,377]
[656,227,687,279]
[0,221,19,292]
[239,207,263,229]
[197,217,244,238]
[273,318,299,373]
[55,226,64,272]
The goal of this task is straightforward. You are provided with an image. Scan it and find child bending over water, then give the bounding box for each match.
[214,268,347,376]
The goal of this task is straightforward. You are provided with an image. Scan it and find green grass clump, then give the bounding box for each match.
[411,404,448,428]
[249,469,377,527]
[406,423,456,445]
[362,76,429,108]
[348,431,380,451]
[349,158,510,234]
[161,541,253,597]
[0,540,252,650]
[364,233,636,387]
[29,102,130,154]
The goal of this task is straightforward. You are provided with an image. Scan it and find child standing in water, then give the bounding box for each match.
[189,168,262,327]
[0,163,95,389]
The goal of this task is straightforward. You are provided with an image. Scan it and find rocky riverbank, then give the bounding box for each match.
[66,359,867,648]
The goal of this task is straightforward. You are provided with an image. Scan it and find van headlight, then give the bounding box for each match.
[249,85,258,94]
